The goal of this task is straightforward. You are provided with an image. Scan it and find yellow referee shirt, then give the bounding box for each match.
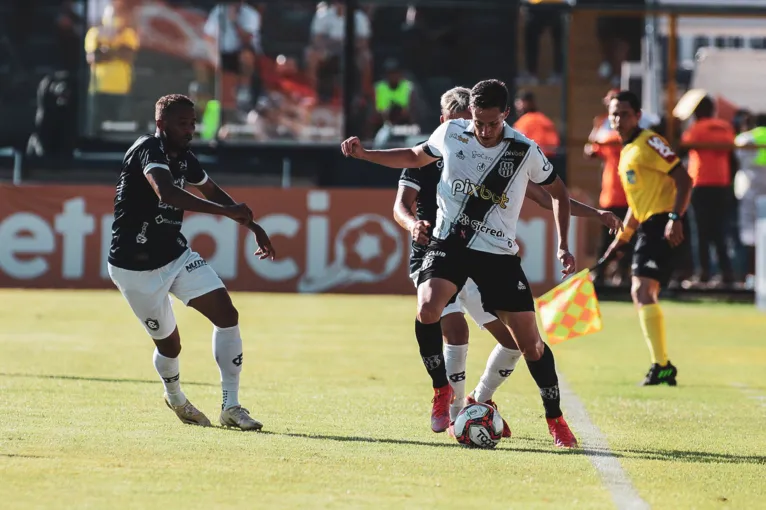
[618,129,680,224]
[84,24,139,95]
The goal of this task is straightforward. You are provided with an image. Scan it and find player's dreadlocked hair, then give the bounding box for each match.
[155,94,195,121]
[470,79,509,111]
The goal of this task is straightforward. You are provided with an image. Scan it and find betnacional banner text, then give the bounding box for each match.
[0,185,588,296]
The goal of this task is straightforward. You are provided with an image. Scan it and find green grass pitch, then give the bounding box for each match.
[1,289,765,509]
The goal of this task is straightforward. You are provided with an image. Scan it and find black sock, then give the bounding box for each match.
[415,319,448,388]
[525,343,562,419]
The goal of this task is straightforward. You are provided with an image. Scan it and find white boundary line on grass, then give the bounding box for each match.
[558,374,651,510]
[731,383,766,408]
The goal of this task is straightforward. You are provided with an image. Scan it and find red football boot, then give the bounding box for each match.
[431,384,453,433]
[546,416,578,448]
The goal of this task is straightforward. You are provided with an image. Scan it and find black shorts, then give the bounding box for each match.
[416,239,535,314]
[221,52,241,73]
[632,214,687,287]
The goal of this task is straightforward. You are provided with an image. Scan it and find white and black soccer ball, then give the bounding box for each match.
[453,403,505,449]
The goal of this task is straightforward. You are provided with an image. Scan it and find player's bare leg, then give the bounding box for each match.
[467,319,520,438]
[416,277,458,432]
[188,288,262,431]
[154,327,211,427]
[632,276,677,386]
[496,310,578,448]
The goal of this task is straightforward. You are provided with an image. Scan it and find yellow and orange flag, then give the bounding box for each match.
[535,268,603,345]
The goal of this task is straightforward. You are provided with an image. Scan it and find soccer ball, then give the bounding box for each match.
[453,402,505,449]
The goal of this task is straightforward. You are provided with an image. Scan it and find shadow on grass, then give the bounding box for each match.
[255,430,583,454]
[0,454,47,459]
[612,447,766,466]
[0,372,215,387]
[254,431,766,464]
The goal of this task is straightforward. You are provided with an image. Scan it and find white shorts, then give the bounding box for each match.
[108,249,225,339]
[410,272,497,329]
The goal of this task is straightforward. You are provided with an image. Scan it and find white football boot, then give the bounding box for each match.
[220,405,263,431]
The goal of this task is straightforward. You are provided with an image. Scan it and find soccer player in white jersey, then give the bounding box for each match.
[394,86,622,438]
[343,79,579,447]
[108,94,275,430]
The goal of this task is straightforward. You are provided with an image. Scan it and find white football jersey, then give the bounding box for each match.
[422,118,555,255]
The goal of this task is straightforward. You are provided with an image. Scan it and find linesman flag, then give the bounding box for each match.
[535,268,603,345]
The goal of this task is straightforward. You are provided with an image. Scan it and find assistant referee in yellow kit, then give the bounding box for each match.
[601,91,693,386]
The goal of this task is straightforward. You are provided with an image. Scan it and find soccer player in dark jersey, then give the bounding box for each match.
[107,94,275,430]
[394,86,622,437]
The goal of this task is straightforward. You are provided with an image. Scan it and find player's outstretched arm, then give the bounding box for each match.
[541,175,575,276]
[525,183,623,233]
[393,185,430,245]
[601,207,638,262]
[665,164,693,247]
[341,136,438,169]
[668,164,692,218]
[192,177,276,260]
[145,167,253,224]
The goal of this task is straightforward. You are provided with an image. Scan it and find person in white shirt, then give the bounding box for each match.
[341,79,579,449]
[305,0,372,99]
[197,1,262,110]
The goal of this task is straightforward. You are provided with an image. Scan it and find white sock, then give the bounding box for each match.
[444,343,469,421]
[213,324,243,410]
[473,344,522,403]
[153,349,186,406]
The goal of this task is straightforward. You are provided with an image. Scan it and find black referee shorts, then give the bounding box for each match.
[632,213,687,287]
[416,238,535,314]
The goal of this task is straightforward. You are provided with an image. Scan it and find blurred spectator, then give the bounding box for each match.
[680,95,737,286]
[27,70,78,164]
[196,1,263,113]
[734,113,766,284]
[87,0,113,27]
[84,0,139,136]
[592,0,644,86]
[370,58,415,135]
[242,95,303,142]
[57,1,85,73]
[306,1,372,102]
[733,109,755,135]
[513,90,560,157]
[518,0,564,86]
[585,89,632,285]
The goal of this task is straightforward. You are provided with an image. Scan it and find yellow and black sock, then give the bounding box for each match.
[638,304,668,366]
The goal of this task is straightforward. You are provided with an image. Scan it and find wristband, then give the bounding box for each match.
[668,212,679,221]
[617,226,635,243]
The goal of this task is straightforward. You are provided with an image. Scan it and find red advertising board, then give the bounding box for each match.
[0,185,588,295]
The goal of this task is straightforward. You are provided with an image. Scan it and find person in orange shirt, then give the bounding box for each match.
[585,89,632,285]
[680,96,736,286]
[513,90,560,158]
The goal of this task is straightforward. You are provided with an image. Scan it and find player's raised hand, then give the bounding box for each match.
[340,137,366,159]
[558,248,576,278]
[224,203,253,224]
[250,223,276,260]
[409,220,431,245]
[597,209,624,235]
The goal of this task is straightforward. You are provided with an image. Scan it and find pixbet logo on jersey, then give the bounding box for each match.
[451,179,509,209]
[646,136,677,163]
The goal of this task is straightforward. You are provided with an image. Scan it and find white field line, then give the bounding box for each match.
[559,373,651,510]
[731,382,766,408]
